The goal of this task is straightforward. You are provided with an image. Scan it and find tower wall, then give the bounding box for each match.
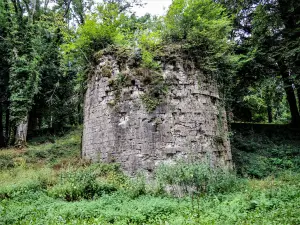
[82,47,232,174]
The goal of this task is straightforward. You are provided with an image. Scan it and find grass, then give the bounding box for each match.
[0,128,82,171]
[1,127,300,224]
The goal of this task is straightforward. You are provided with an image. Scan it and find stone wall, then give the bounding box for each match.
[82,47,232,174]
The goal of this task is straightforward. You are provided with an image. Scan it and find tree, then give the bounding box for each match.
[220,0,300,126]
[0,0,12,147]
[163,0,235,102]
[0,0,80,147]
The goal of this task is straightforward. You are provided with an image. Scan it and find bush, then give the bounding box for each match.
[155,161,239,196]
[124,174,147,198]
[48,164,123,201]
[0,180,44,200]
[48,169,96,201]
[0,168,55,200]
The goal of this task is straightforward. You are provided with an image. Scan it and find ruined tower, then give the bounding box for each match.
[82,46,232,174]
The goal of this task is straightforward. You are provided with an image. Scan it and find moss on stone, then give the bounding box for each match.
[107,100,116,107]
[101,65,113,78]
[141,94,162,112]
[96,46,171,111]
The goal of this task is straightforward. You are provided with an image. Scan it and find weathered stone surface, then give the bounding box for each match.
[82,48,232,175]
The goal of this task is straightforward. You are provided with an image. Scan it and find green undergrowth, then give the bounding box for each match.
[1,170,300,225]
[231,129,300,178]
[1,128,300,224]
[0,127,81,170]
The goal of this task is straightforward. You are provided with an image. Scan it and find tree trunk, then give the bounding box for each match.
[28,109,38,132]
[297,87,300,116]
[267,105,273,124]
[0,103,5,148]
[15,116,29,147]
[279,62,300,127]
[5,106,10,145]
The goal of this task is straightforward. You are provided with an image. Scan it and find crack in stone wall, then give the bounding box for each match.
[82,50,232,175]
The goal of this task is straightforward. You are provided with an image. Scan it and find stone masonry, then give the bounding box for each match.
[82,47,232,175]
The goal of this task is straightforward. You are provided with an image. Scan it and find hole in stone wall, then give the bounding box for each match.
[143,76,152,85]
[131,79,136,85]
[166,152,175,157]
[196,128,205,135]
[148,117,155,123]
[171,60,176,67]
[211,97,217,105]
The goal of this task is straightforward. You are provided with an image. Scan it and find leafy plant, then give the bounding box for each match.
[48,164,123,201]
[155,161,239,196]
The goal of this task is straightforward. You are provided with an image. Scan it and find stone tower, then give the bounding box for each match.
[82,46,232,174]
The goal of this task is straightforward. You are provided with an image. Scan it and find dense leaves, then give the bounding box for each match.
[0,0,300,146]
[224,0,300,126]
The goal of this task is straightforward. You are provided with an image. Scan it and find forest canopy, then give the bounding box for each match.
[0,0,299,147]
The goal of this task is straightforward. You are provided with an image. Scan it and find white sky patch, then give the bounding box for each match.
[49,0,173,18]
[132,0,172,17]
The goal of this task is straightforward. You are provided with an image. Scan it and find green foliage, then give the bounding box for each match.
[0,128,81,171]
[48,168,117,201]
[1,129,300,224]
[163,0,233,70]
[2,170,300,224]
[232,127,300,178]
[123,174,148,198]
[62,2,128,64]
[141,94,162,112]
[0,179,45,200]
[156,161,239,195]
[9,44,42,124]
[0,154,14,170]
[137,29,162,69]
[165,0,231,45]
[99,46,167,111]
[0,0,81,146]
[161,0,236,106]
[140,71,168,112]
[227,0,300,126]
[106,72,131,106]
[24,128,81,165]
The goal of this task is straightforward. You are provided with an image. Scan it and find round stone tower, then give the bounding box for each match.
[82,46,232,174]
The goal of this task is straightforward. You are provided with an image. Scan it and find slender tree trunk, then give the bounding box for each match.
[78,101,82,124]
[15,115,29,147]
[38,116,42,130]
[5,105,10,145]
[267,105,273,123]
[297,87,300,116]
[0,103,5,147]
[279,62,300,127]
[28,110,38,132]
